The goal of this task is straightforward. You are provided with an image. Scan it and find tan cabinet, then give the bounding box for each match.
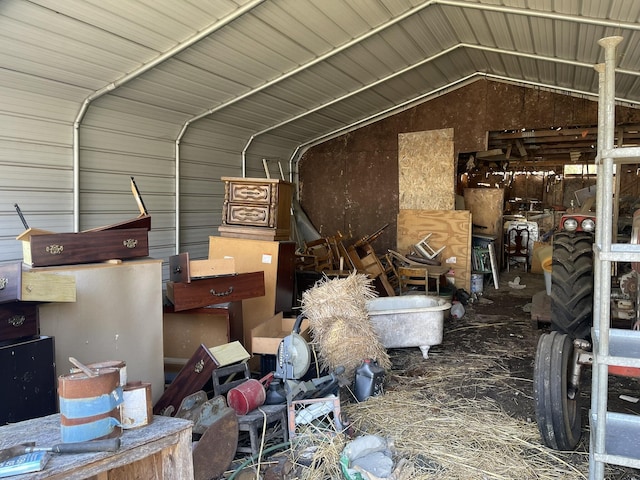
[38,258,165,403]
[219,177,293,241]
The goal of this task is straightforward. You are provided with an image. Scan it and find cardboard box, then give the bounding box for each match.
[250,312,311,355]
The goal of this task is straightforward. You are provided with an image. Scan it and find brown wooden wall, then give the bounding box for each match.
[298,79,640,253]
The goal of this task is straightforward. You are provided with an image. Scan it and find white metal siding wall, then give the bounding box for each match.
[0,78,79,264]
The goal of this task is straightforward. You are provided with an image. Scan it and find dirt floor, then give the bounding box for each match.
[226,267,640,479]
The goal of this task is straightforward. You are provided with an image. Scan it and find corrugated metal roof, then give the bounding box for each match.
[2,0,640,262]
[8,0,640,158]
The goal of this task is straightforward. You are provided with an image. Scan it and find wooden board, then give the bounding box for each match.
[397,210,472,292]
[463,188,504,238]
[398,129,455,210]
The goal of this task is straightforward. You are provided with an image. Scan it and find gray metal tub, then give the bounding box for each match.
[367,295,451,359]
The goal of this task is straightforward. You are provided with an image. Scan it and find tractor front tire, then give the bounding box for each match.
[534,331,582,450]
[550,231,594,340]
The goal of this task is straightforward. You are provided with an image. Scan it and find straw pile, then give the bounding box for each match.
[301,272,391,379]
[341,391,588,480]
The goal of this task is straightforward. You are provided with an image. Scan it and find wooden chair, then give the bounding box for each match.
[390,250,448,296]
[504,225,530,271]
[397,266,429,295]
[298,237,334,272]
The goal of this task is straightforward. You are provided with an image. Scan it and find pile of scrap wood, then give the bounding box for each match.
[296,225,398,296]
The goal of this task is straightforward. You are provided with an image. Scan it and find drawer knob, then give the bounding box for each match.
[210,286,234,297]
[123,239,138,249]
[0,277,7,290]
[8,315,25,327]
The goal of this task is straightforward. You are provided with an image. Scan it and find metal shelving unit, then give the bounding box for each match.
[590,36,640,479]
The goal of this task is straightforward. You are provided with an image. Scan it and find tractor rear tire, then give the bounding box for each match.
[550,231,594,340]
[534,331,582,450]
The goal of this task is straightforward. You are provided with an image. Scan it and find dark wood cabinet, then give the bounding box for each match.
[0,336,56,425]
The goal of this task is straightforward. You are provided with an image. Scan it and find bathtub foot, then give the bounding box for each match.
[419,345,431,359]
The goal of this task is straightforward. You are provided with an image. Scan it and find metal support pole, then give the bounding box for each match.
[590,35,623,480]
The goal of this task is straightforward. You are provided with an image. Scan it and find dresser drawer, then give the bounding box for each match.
[227,181,273,205]
[226,204,272,227]
[0,263,76,304]
[0,302,38,343]
[166,271,265,312]
[26,228,149,267]
[0,263,21,304]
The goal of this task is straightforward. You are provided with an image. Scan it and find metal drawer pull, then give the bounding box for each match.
[123,239,138,248]
[0,278,7,290]
[9,315,25,327]
[210,286,234,297]
[194,359,204,374]
[46,244,64,255]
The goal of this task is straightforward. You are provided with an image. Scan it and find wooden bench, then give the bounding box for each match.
[0,414,193,479]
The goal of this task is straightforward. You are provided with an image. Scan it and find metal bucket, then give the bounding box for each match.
[58,367,123,442]
[121,381,153,429]
[227,379,266,415]
[471,273,484,294]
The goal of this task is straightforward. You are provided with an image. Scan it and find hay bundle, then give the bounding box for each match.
[301,272,391,379]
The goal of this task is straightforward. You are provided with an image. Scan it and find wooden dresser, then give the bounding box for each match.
[218,177,293,241]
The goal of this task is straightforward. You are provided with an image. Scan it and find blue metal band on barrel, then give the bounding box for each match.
[60,416,121,443]
[59,387,123,419]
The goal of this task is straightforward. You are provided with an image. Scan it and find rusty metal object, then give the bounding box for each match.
[58,368,122,442]
[175,394,228,435]
[192,407,239,480]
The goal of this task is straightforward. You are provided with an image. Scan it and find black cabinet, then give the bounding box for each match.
[0,336,56,425]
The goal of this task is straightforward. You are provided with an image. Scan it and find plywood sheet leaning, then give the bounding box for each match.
[398,128,455,210]
[464,188,504,238]
[397,210,472,292]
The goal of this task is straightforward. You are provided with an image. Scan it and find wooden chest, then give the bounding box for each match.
[219,177,293,241]
[165,271,265,312]
[0,302,39,343]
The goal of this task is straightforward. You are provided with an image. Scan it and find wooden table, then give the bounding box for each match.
[0,414,193,479]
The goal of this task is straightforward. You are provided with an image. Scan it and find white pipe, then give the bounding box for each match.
[436,0,640,31]
[183,1,440,176]
[71,0,265,233]
[174,139,181,254]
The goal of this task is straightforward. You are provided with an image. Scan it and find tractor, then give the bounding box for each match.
[533,209,640,450]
